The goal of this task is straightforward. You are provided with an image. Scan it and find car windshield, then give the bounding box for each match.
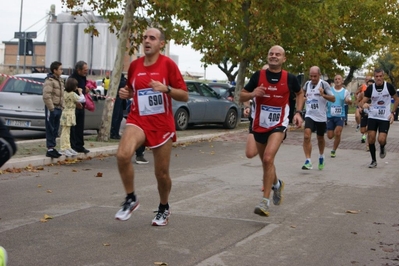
[211,87,228,95]
[1,78,44,95]
[199,83,218,98]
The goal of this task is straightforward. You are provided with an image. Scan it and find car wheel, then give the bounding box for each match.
[223,109,238,129]
[174,108,189,131]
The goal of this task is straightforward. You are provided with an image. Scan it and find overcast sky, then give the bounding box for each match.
[0,0,227,81]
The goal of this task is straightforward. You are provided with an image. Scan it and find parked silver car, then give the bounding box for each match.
[0,73,105,131]
[172,80,241,130]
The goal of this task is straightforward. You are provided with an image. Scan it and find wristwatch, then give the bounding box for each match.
[166,86,172,94]
[295,110,302,115]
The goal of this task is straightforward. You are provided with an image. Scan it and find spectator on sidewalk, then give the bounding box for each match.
[102,72,110,95]
[69,61,90,154]
[110,74,127,140]
[42,61,64,158]
[59,78,86,157]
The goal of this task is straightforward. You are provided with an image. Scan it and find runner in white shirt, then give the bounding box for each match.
[359,68,399,168]
[302,66,335,170]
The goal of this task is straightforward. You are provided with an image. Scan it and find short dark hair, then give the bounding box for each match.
[75,61,87,71]
[65,78,78,92]
[374,68,384,75]
[50,61,62,73]
[158,28,166,41]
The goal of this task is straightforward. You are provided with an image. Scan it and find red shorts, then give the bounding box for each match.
[127,123,176,148]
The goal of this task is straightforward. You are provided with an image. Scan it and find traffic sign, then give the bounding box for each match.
[14,32,25,39]
[14,31,37,39]
[27,32,37,39]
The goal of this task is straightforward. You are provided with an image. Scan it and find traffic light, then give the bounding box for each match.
[18,39,34,56]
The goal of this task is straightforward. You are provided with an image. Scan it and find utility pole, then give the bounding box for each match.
[16,0,23,74]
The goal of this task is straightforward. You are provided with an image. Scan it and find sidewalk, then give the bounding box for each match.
[1,122,249,171]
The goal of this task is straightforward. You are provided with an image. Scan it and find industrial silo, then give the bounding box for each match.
[76,23,92,66]
[60,23,78,70]
[74,12,95,23]
[56,12,75,23]
[45,23,62,67]
[91,23,109,72]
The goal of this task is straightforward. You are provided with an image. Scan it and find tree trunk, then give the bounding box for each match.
[97,0,136,141]
[234,59,249,104]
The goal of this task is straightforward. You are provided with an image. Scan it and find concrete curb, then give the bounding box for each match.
[2,114,357,170]
[1,131,237,170]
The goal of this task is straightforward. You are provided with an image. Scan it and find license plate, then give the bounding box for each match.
[5,119,31,127]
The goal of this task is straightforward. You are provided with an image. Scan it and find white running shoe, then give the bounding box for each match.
[68,149,78,156]
[152,208,171,226]
[115,198,140,221]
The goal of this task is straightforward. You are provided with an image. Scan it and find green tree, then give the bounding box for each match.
[158,0,399,102]
[61,0,189,141]
[63,0,399,128]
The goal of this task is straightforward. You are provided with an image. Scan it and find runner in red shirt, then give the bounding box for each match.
[240,45,304,217]
[115,28,188,226]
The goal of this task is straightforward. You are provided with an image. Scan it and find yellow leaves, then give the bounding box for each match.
[154,262,168,266]
[0,164,45,174]
[40,214,53,223]
[102,243,111,246]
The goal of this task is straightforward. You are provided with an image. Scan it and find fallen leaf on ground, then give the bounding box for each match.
[46,190,52,193]
[37,184,42,188]
[44,214,53,220]
[102,243,110,246]
[96,172,103,177]
[346,210,360,214]
[154,262,168,266]
[290,225,297,228]
[382,247,394,252]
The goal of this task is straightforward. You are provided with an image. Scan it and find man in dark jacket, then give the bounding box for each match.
[69,61,89,154]
[110,73,127,139]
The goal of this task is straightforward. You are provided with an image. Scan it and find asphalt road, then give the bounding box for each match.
[1,118,399,266]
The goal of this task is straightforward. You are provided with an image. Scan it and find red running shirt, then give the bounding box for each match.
[252,69,290,133]
[126,55,187,132]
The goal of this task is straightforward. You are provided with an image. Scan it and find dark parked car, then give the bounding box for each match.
[0,73,105,131]
[173,80,241,130]
[207,82,235,101]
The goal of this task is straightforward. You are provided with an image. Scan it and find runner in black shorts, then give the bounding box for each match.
[359,69,399,168]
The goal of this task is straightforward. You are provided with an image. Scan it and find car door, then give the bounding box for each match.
[0,77,46,129]
[185,82,207,122]
[198,83,228,122]
[84,92,106,131]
